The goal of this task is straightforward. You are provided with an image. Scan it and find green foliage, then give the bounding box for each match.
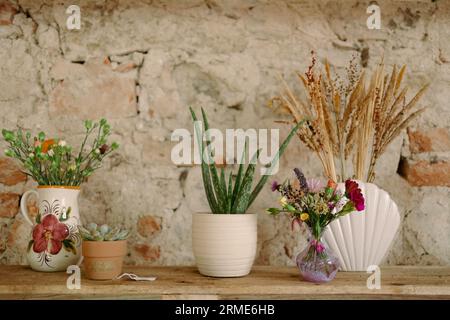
[2,119,119,186]
[79,223,129,241]
[190,107,304,214]
[27,240,34,252]
[62,239,77,255]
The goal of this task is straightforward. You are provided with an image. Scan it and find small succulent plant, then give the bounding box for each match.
[79,223,129,241]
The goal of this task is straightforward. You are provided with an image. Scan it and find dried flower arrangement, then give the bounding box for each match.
[271,52,428,182]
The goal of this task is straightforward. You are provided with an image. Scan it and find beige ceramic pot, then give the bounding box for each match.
[192,213,257,277]
[82,240,127,280]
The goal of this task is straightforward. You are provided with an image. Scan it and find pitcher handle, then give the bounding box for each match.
[20,190,38,226]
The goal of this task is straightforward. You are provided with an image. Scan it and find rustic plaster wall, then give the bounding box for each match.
[0,0,449,267]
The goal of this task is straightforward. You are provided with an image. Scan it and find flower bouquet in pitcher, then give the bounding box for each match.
[2,119,118,271]
[267,169,365,283]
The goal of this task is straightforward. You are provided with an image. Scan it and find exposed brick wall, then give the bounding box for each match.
[407,128,450,154]
[0,0,449,266]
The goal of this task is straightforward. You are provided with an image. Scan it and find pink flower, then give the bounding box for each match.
[32,214,69,255]
[306,178,325,193]
[310,239,325,253]
[345,180,365,211]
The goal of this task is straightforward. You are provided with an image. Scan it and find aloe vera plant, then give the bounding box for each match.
[190,107,304,214]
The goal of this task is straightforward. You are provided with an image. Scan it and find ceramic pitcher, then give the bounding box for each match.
[20,186,82,272]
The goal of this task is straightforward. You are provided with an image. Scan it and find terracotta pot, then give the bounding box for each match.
[82,240,127,280]
[192,213,257,277]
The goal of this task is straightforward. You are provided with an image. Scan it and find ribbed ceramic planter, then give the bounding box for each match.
[323,182,400,271]
[192,213,257,277]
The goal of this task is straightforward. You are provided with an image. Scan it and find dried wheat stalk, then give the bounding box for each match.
[271,53,428,183]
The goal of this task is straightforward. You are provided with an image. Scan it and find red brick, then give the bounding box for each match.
[114,62,137,73]
[408,128,450,153]
[133,244,160,261]
[137,216,162,238]
[0,192,20,218]
[49,58,137,119]
[0,157,27,186]
[0,2,17,25]
[0,222,7,253]
[399,159,450,187]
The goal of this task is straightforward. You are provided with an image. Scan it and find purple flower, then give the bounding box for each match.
[293,168,308,191]
[271,181,280,192]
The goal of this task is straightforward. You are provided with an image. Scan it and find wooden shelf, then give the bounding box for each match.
[0,265,449,299]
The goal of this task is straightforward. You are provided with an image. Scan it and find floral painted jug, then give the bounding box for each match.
[20,186,82,272]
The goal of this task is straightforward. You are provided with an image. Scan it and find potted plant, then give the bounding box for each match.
[189,107,303,277]
[79,223,129,280]
[2,119,118,272]
[267,169,365,283]
[271,53,428,270]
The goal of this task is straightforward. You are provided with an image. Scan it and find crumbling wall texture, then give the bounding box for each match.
[1,0,449,266]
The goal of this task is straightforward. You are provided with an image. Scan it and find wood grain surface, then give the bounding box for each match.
[0,265,449,299]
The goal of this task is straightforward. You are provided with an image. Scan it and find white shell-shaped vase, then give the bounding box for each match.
[323,182,400,271]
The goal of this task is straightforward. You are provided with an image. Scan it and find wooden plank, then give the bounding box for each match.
[0,265,449,299]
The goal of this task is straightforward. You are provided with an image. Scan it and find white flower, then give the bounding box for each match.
[28,153,34,158]
[279,196,288,206]
[47,149,54,157]
[332,196,348,215]
[58,140,67,147]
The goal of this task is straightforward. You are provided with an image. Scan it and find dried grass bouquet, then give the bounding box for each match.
[271,52,428,182]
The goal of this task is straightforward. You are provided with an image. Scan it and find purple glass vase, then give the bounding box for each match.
[296,227,340,283]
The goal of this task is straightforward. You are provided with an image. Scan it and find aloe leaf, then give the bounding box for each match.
[231,139,247,211]
[227,171,233,213]
[190,107,219,213]
[220,167,227,212]
[247,120,305,208]
[201,107,227,212]
[233,149,260,213]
